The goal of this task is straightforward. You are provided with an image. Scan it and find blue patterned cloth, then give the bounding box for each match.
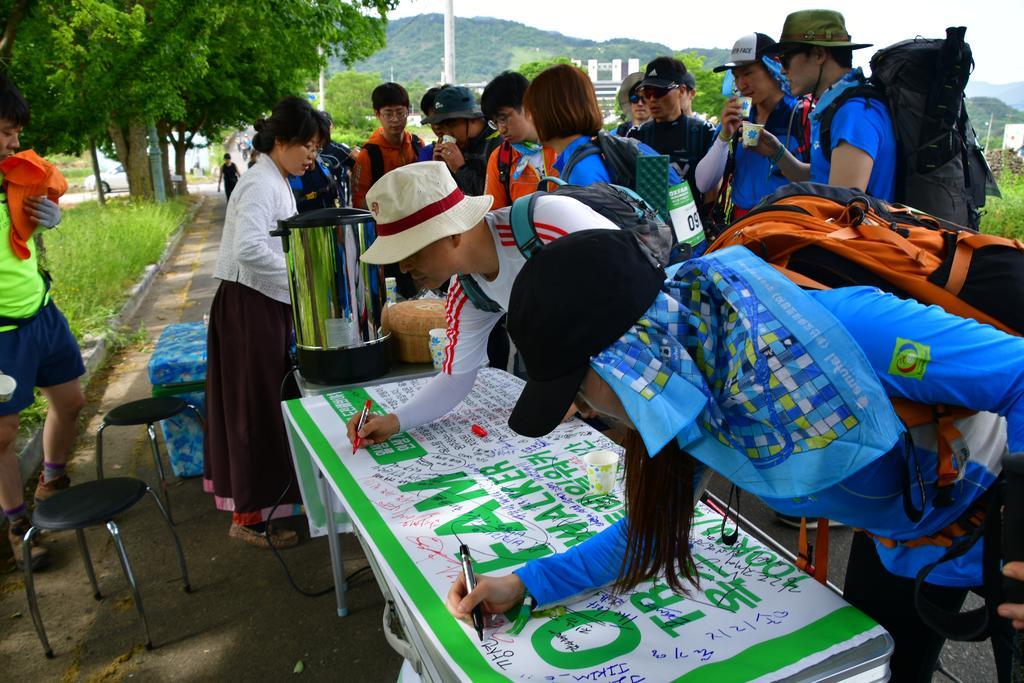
[147,322,208,477]
[148,322,207,386]
[590,246,905,499]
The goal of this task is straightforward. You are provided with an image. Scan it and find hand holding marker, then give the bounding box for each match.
[351,400,372,453]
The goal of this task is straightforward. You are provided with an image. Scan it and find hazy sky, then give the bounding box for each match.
[390,0,1023,85]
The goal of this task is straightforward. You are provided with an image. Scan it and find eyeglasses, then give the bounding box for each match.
[487,110,516,130]
[639,84,679,101]
[628,93,642,104]
[378,107,409,121]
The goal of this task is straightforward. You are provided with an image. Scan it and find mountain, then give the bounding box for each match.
[966,97,1024,148]
[966,81,1024,111]
[337,14,730,85]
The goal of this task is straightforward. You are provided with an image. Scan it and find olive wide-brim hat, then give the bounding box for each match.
[768,10,873,52]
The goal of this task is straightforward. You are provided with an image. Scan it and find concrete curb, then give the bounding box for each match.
[16,194,208,484]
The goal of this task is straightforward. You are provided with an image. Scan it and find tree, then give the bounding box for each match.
[677,51,727,120]
[517,56,581,82]
[324,71,381,145]
[2,1,397,198]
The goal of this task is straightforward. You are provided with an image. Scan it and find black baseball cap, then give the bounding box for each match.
[640,56,689,90]
[507,230,665,438]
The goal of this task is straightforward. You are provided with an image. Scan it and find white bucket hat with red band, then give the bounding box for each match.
[360,161,493,265]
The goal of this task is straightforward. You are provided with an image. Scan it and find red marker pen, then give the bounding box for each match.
[352,400,372,453]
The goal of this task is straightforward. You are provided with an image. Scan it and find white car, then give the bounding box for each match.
[83,164,130,193]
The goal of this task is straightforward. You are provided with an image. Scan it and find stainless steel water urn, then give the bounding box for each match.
[272,208,390,384]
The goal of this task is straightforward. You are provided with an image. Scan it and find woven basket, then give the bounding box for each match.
[381,300,446,363]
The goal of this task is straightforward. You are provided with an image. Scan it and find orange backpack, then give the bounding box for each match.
[706,183,1024,583]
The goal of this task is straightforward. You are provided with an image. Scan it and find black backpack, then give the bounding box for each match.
[457,179,676,313]
[817,27,999,229]
[364,134,423,184]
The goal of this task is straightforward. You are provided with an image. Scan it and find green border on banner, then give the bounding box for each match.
[287,398,879,682]
[674,606,878,682]
[287,400,507,683]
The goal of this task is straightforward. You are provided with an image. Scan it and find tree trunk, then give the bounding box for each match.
[170,123,190,196]
[110,120,154,200]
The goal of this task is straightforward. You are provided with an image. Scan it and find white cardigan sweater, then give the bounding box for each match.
[213,154,297,304]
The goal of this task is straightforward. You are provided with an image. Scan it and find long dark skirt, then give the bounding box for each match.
[203,280,301,523]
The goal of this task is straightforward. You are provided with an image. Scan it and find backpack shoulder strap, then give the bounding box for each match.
[410,135,422,156]
[561,138,602,183]
[509,191,545,260]
[818,83,886,162]
[497,140,513,202]
[457,274,503,313]
[364,143,384,184]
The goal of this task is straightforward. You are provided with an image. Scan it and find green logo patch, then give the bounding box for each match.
[887,337,931,380]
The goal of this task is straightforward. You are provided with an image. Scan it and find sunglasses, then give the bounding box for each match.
[639,84,679,100]
[628,93,642,104]
[779,47,811,70]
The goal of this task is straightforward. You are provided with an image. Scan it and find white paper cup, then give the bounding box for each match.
[741,122,764,148]
[737,96,753,118]
[583,450,619,495]
[0,373,15,403]
[428,328,448,370]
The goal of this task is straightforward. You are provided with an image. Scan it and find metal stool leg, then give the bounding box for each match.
[184,403,204,429]
[96,422,108,480]
[146,487,191,592]
[76,529,102,600]
[22,527,53,658]
[106,521,153,650]
[145,424,172,524]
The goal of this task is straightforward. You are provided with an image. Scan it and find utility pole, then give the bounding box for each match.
[318,46,326,109]
[985,112,994,150]
[147,122,166,202]
[443,0,455,84]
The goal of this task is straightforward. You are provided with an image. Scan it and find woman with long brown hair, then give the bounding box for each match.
[445,230,1024,681]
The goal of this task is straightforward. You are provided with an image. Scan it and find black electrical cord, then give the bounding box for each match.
[263,367,371,598]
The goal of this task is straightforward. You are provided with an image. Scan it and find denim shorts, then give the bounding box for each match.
[0,302,85,416]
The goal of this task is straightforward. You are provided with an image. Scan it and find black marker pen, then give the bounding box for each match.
[460,543,484,641]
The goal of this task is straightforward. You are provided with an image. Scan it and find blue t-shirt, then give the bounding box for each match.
[810,69,896,201]
[717,95,806,211]
[418,143,434,162]
[552,136,612,186]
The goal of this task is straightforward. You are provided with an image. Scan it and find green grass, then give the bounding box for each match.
[980,172,1024,240]
[41,198,189,339]
[17,199,189,435]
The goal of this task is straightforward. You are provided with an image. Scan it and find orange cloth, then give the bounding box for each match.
[484,143,558,209]
[351,129,420,209]
[0,150,68,260]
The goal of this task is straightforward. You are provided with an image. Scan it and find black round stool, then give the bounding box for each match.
[22,477,191,658]
[96,397,202,523]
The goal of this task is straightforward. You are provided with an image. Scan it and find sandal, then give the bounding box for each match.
[229,522,299,549]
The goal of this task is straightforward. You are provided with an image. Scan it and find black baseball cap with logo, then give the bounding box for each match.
[506,230,665,438]
[639,56,689,90]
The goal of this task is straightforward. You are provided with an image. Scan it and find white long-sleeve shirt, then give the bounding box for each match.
[394,195,618,431]
[213,154,297,304]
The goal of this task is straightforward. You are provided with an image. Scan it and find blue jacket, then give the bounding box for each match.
[516,260,1022,604]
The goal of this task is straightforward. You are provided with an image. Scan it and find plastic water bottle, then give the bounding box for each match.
[385,277,398,305]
